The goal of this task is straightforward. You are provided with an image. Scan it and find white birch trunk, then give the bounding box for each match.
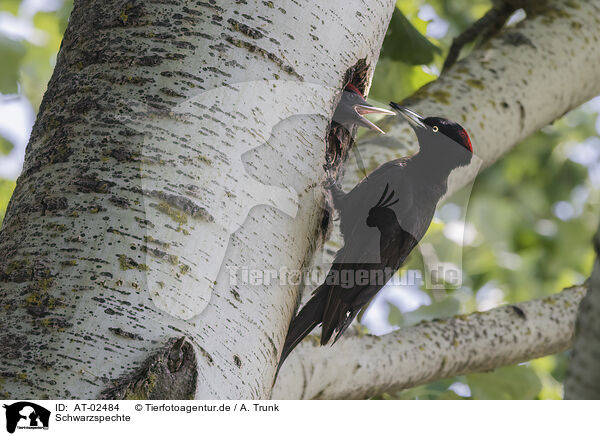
[0,0,395,399]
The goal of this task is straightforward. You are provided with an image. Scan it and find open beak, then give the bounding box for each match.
[389,102,426,129]
[354,104,395,134]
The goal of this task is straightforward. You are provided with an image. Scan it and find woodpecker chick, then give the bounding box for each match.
[332,84,395,134]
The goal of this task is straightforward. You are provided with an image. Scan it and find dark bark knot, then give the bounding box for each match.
[100,337,198,400]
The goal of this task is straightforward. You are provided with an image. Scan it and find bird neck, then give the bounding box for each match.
[410,150,455,186]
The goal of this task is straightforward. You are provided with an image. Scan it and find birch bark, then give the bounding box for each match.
[0,0,395,399]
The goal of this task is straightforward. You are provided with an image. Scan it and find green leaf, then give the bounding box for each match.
[467,365,542,400]
[387,297,461,328]
[369,58,435,104]
[18,10,68,108]
[0,35,25,94]
[0,134,14,155]
[0,178,16,225]
[387,303,404,326]
[57,0,74,34]
[402,297,461,326]
[379,7,440,65]
[381,378,465,400]
[0,0,20,15]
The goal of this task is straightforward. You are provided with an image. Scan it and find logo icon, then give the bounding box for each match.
[3,402,50,433]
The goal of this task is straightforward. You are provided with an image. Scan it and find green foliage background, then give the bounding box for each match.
[0,0,598,399]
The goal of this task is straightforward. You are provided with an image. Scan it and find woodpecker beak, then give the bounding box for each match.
[389,103,426,129]
[354,104,395,134]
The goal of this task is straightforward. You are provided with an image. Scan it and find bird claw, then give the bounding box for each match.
[321,163,346,211]
[322,163,337,190]
[323,176,337,190]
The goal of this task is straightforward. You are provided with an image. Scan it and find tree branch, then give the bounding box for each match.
[441,2,514,73]
[273,285,587,399]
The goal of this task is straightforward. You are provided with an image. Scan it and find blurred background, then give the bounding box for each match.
[0,0,598,399]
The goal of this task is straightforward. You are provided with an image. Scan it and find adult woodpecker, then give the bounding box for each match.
[276,103,473,375]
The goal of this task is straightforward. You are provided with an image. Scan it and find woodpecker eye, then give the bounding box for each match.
[432,126,439,132]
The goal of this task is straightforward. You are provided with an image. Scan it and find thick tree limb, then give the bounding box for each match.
[273,285,587,399]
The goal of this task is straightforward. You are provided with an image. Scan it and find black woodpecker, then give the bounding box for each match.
[276,102,474,375]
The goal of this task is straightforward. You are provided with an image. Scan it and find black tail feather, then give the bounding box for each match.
[320,283,352,346]
[320,293,344,346]
[333,308,359,344]
[275,287,327,379]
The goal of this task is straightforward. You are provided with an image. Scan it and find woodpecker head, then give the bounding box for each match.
[333,84,395,134]
[390,103,473,168]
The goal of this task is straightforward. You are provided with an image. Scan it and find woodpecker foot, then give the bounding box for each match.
[322,162,337,189]
[322,163,346,210]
